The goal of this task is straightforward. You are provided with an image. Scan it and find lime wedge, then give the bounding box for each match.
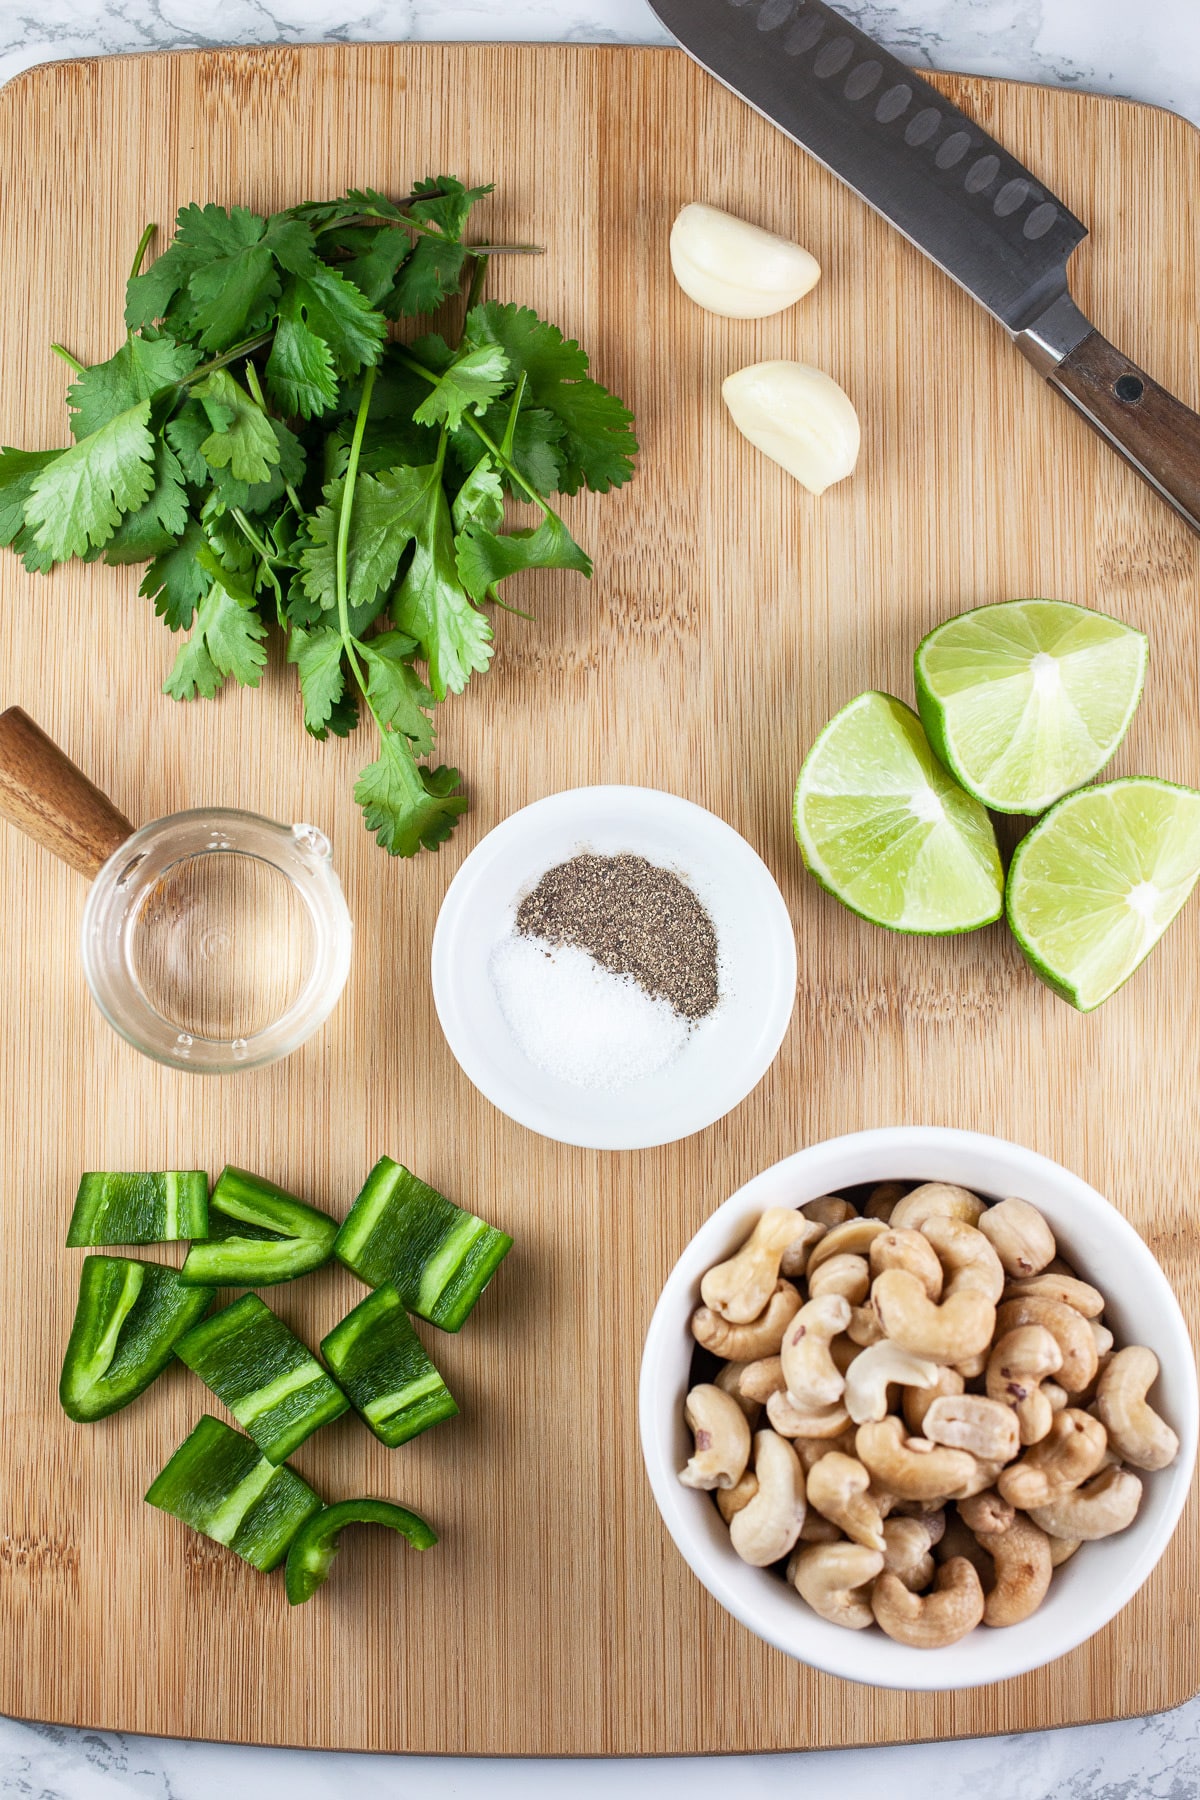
[793,691,1004,933]
[1007,777,1200,1010]
[914,599,1147,814]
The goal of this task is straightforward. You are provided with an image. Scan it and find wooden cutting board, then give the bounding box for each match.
[0,41,1197,1756]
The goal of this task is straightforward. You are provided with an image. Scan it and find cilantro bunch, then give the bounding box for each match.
[0,179,637,854]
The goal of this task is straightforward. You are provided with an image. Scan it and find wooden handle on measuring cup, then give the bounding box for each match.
[0,707,135,878]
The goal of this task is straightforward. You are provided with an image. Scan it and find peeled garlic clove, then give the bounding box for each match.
[722,360,860,496]
[669,203,821,319]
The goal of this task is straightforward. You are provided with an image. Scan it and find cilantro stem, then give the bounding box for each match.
[50,343,85,375]
[393,346,555,517]
[184,330,275,387]
[129,222,157,284]
[334,363,377,661]
[464,255,489,316]
[501,372,528,459]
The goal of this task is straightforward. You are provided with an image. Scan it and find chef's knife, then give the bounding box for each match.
[648,0,1200,535]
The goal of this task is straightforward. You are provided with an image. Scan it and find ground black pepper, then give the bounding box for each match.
[514,853,720,1022]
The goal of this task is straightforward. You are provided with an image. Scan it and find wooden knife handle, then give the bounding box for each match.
[1050,329,1200,536]
[0,708,134,879]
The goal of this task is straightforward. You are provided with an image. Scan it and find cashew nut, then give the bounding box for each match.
[986,1325,1063,1446]
[890,1183,987,1231]
[714,1361,763,1421]
[1048,1535,1082,1567]
[737,1356,786,1404]
[779,1223,827,1280]
[881,1513,944,1591]
[805,1452,887,1551]
[869,1228,944,1301]
[678,1384,752,1491]
[1096,1346,1181,1471]
[856,1418,980,1501]
[728,1430,807,1566]
[780,1294,851,1408]
[977,1197,1056,1278]
[701,1209,820,1323]
[995,1296,1098,1393]
[847,1304,884,1346]
[959,1492,1053,1627]
[923,1395,1021,1464]
[788,1542,884,1629]
[1003,1273,1105,1318]
[996,1408,1108,1508]
[1029,1466,1144,1541]
[766,1390,852,1439]
[797,1509,844,1543]
[935,1511,995,1584]
[871,1559,985,1648]
[808,1253,871,1305]
[865,1181,907,1222]
[791,1427,860,1472]
[872,1269,996,1362]
[807,1217,888,1273]
[691,1281,802,1360]
[903,1364,965,1437]
[844,1340,940,1425]
[1044,1380,1069,1413]
[716,1469,758,1523]
[921,1215,1005,1303]
[800,1195,857,1229]
[1090,1320,1115,1358]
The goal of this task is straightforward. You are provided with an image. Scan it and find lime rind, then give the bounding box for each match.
[915,599,1148,815]
[1006,776,1200,1010]
[793,691,1004,935]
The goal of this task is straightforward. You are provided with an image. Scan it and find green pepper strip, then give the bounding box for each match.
[333,1156,513,1331]
[175,1294,349,1464]
[60,1256,215,1422]
[180,1166,338,1289]
[284,1498,436,1605]
[145,1415,323,1572]
[321,1284,458,1448]
[66,1170,209,1247]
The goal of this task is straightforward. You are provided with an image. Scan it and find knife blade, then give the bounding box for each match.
[648,0,1200,536]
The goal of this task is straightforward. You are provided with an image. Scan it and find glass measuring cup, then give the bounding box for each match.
[0,708,352,1073]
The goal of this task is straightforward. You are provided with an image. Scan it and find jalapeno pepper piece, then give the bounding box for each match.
[333,1157,512,1330]
[145,1415,323,1572]
[284,1498,436,1604]
[321,1285,458,1447]
[60,1255,215,1422]
[180,1166,337,1288]
[66,1171,208,1246]
[175,1294,349,1463]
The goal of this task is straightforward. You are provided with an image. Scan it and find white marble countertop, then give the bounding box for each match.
[1,3,1197,1797]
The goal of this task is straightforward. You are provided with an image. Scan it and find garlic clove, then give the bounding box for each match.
[722,360,860,496]
[669,203,821,319]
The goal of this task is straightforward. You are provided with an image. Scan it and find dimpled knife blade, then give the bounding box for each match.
[649,0,1200,535]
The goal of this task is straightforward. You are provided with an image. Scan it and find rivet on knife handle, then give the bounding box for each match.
[1047,332,1200,536]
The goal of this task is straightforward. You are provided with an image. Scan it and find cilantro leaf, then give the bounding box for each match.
[406,176,493,240]
[457,510,592,601]
[465,301,637,494]
[25,402,156,561]
[288,624,346,734]
[451,458,504,531]
[163,574,269,700]
[360,631,435,755]
[140,518,213,629]
[274,266,386,380]
[194,370,280,485]
[298,466,425,624]
[335,226,417,310]
[449,401,565,497]
[412,344,510,432]
[67,332,200,439]
[388,237,468,318]
[101,442,190,564]
[391,462,494,699]
[265,284,339,419]
[0,447,62,572]
[354,745,467,856]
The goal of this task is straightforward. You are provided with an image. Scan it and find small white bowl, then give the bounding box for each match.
[638,1126,1198,1690]
[430,786,796,1150]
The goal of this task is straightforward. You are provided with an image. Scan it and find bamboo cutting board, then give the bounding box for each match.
[0,42,1197,1756]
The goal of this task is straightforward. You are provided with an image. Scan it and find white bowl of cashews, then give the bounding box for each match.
[638,1126,1198,1690]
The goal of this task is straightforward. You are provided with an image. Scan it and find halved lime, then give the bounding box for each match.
[1007,777,1200,1010]
[914,599,1148,814]
[793,691,1004,933]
